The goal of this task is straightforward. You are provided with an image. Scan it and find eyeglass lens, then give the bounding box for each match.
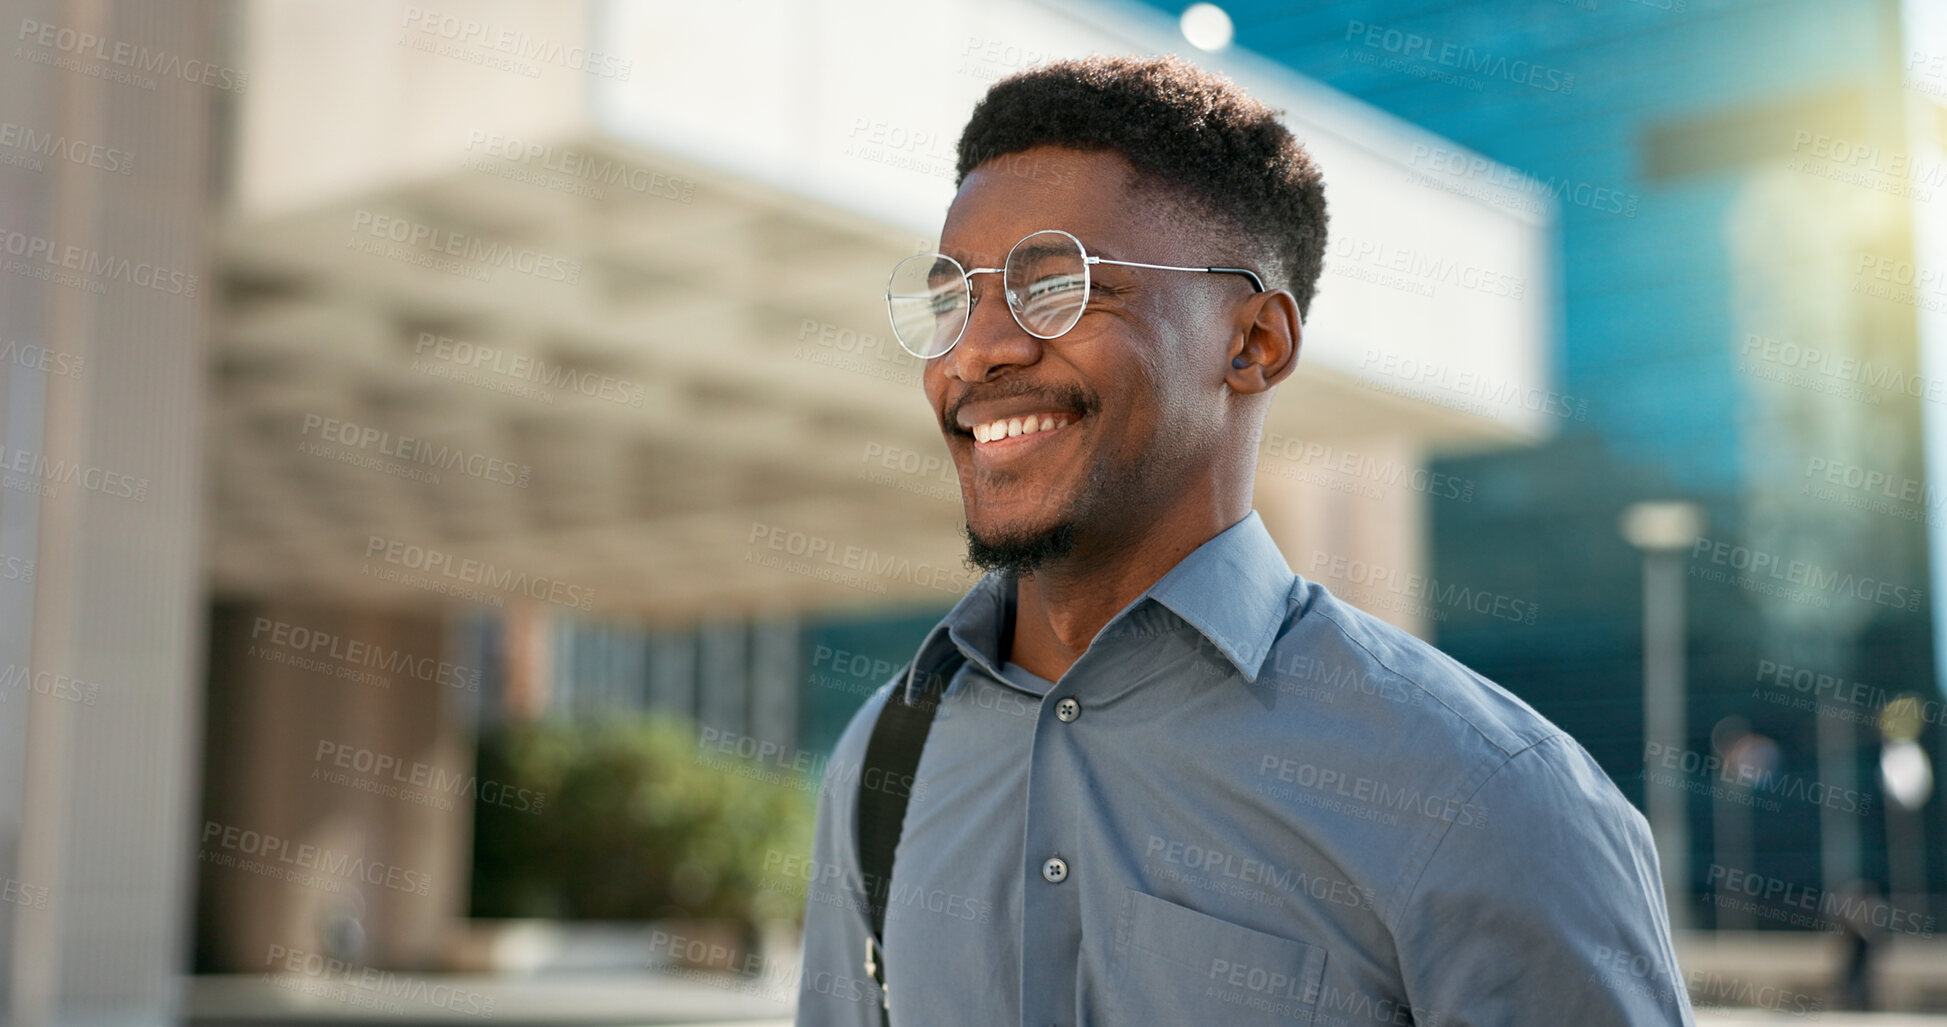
[885,230,1090,358]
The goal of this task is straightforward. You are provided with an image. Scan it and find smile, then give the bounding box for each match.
[971,412,1079,448]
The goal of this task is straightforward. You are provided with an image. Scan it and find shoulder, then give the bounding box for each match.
[821,672,907,802]
[1277,577,1565,762]
[1271,579,1643,835]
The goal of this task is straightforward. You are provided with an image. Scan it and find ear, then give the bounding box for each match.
[1223,289,1302,394]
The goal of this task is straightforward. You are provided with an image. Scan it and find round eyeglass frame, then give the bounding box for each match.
[885,228,1265,359]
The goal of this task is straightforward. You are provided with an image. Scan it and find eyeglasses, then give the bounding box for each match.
[885,228,1265,358]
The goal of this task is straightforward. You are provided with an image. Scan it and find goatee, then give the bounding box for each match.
[963,520,1078,577]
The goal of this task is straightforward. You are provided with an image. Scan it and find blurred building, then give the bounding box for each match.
[1139,0,1945,933]
[0,0,1557,1022]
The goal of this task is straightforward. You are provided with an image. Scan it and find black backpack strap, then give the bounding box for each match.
[856,647,966,1022]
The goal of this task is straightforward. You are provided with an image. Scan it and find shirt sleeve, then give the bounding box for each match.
[1392,733,1696,1026]
[794,680,896,1027]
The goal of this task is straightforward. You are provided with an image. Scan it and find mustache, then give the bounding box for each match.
[946,381,1099,434]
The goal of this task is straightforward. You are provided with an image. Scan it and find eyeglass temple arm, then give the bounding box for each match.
[1088,257,1265,293]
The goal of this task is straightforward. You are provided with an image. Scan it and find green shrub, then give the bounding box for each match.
[470,714,817,929]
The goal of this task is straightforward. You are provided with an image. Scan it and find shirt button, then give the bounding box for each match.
[1041,856,1069,884]
[1054,696,1081,722]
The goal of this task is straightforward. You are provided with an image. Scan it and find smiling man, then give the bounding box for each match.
[794,55,1693,1026]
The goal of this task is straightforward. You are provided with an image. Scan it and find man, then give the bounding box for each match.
[795,54,1693,1026]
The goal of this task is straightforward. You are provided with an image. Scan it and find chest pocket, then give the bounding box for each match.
[1107,888,1327,1026]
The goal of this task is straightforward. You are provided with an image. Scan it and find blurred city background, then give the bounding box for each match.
[0,0,1942,1022]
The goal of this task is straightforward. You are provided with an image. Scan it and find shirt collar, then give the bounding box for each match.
[899,510,1297,703]
[1142,509,1297,685]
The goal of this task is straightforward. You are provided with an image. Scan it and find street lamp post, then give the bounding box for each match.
[1621,500,1706,935]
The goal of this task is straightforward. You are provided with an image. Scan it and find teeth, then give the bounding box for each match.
[971,413,1075,443]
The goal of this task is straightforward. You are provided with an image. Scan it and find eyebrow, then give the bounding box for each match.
[939,236,1124,265]
[940,245,982,267]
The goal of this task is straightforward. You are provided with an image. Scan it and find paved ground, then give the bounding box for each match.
[184,971,1947,1026]
[184,929,1947,1026]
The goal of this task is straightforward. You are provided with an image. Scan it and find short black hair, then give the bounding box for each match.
[955,53,1328,319]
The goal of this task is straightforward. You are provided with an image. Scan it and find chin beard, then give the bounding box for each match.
[963,519,1078,577]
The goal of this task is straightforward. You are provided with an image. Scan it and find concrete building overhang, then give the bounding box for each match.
[210,0,1557,621]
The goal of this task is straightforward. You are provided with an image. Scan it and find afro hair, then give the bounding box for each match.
[955,53,1328,319]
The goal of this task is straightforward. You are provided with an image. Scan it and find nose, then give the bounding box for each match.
[943,271,1042,383]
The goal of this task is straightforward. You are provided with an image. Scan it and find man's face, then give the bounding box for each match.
[923,144,1251,575]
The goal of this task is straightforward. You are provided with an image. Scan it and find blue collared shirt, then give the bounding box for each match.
[794,510,1694,1026]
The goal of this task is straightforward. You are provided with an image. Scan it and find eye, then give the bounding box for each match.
[1087,281,1126,303]
[928,289,965,316]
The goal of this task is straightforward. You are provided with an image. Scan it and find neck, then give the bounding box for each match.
[1004,491,1248,683]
